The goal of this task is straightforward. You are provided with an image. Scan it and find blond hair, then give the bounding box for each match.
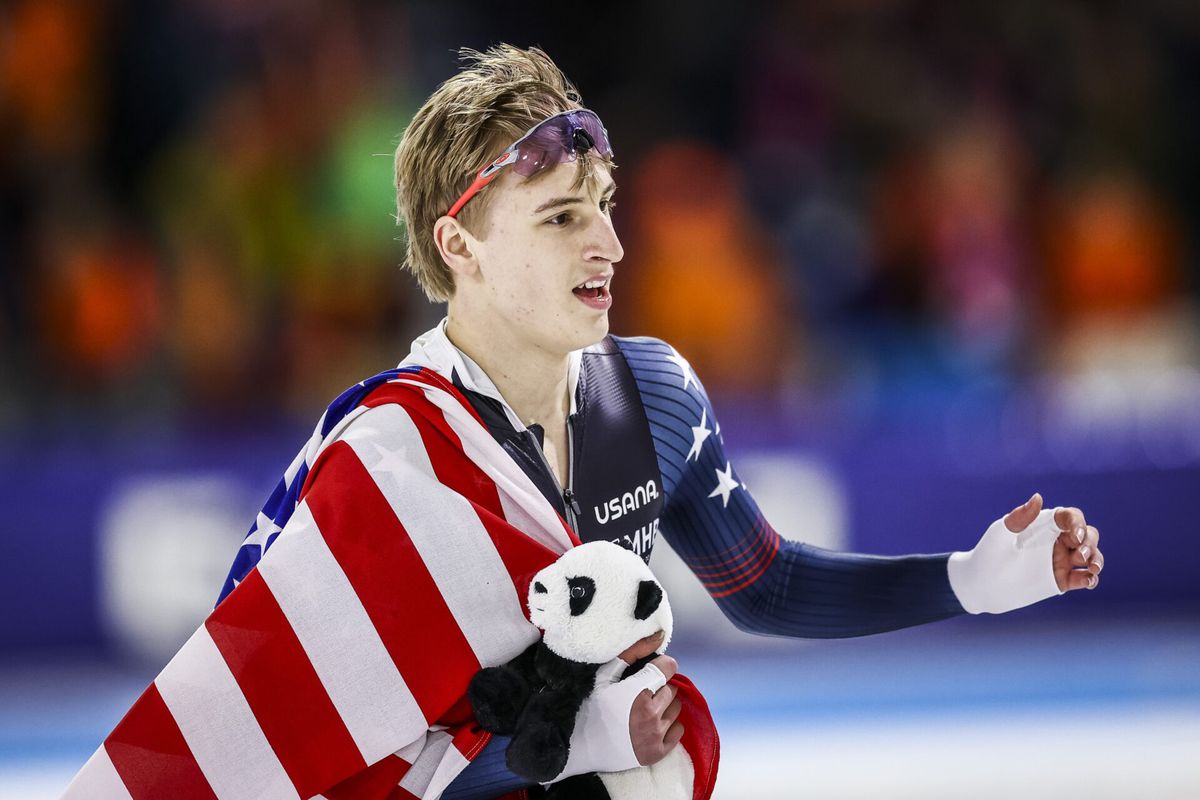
[394,45,610,302]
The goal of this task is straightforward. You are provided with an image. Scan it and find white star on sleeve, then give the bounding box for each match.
[686,409,712,462]
[243,511,282,556]
[707,461,740,508]
[666,346,697,392]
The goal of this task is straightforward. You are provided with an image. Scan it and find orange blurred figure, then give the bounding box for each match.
[1,0,100,154]
[1046,174,1179,323]
[619,142,793,392]
[40,227,163,383]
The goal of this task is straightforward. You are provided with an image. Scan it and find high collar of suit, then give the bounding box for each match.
[401,317,583,432]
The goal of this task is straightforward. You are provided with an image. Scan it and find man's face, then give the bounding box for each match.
[458,160,622,355]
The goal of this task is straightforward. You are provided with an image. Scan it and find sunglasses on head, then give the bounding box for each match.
[446,108,614,218]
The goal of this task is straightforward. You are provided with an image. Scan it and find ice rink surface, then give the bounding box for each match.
[4,613,1197,800]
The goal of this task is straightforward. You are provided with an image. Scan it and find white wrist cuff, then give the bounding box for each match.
[948,508,1064,614]
[552,659,667,781]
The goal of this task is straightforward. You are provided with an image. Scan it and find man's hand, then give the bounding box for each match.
[948,493,1106,614]
[628,653,684,766]
[1004,493,1104,592]
[552,633,679,781]
[618,629,665,663]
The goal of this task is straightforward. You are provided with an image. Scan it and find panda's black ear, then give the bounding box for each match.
[634,580,662,620]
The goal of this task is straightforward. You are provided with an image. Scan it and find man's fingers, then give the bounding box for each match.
[1056,526,1082,551]
[649,684,677,716]
[631,686,683,767]
[648,654,678,682]
[663,720,685,750]
[1054,506,1087,544]
[1064,524,1102,565]
[619,630,666,664]
[663,695,683,726]
[1064,569,1100,591]
[1082,524,1104,573]
[1004,492,1043,532]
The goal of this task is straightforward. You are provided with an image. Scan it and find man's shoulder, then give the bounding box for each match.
[608,334,678,365]
[313,365,468,442]
[608,335,707,408]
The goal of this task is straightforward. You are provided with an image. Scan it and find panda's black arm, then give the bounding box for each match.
[504,647,602,782]
[456,644,605,795]
[467,641,542,735]
[544,773,612,800]
[507,639,541,677]
[533,643,602,695]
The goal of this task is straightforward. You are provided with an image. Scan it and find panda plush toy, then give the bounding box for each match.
[468,541,694,800]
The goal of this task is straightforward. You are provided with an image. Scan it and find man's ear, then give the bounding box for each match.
[433,215,479,279]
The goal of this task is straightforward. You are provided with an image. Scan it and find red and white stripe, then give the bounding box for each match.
[63,371,570,800]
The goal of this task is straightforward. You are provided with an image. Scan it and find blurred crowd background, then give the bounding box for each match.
[4,0,1199,437]
[3,2,1199,797]
[2,0,1198,644]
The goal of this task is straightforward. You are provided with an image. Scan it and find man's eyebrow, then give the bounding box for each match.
[531,180,617,215]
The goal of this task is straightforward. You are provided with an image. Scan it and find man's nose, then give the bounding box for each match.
[586,213,624,265]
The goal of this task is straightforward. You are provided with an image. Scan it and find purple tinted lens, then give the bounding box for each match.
[510,111,612,178]
[512,121,571,177]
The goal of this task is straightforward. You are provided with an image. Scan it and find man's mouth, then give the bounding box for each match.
[572,276,612,308]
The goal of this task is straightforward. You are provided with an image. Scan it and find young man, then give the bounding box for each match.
[392,44,1104,798]
[65,45,1104,800]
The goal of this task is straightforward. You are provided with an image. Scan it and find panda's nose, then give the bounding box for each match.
[533,581,547,594]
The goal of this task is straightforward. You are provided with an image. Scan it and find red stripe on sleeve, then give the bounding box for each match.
[106,684,217,800]
[302,441,482,722]
[688,528,771,580]
[205,569,367,797]
[681,526,760,568]
[696,519,777,585]
[707,526,780,598]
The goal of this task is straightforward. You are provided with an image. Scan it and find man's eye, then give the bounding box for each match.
[601,199,617,214]
[547,213,571,226]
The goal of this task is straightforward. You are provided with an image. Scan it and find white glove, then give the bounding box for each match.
[551,657,667,781]
[948,508,1064,614]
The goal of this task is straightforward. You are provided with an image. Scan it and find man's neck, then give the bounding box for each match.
[444,312,570,430]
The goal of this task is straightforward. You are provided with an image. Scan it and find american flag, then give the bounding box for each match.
[62,367,586,799]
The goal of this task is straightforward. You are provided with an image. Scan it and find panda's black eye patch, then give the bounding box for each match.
[566,576,596,616]
[533,581,547,594]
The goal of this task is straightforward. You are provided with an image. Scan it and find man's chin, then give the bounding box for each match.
[532,309,609,355]
[575,313,610,349]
